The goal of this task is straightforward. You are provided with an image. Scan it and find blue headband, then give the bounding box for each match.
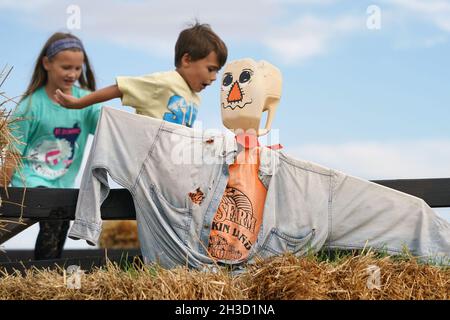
[46,38,84,59]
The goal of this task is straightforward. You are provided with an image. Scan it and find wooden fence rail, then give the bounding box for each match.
[1,178,450,221]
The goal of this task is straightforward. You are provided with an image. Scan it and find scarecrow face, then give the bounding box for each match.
[221,63,255,111]
[221,58,282,136]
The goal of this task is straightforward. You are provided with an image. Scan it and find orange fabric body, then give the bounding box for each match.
[208,147,267,262]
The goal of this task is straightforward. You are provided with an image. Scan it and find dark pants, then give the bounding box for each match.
[34,220,70,260]
[33,186,70,260]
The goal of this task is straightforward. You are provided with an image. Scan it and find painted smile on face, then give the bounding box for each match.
[221,68,254,110]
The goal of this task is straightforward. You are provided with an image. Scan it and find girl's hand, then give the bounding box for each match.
[54,89,80,108]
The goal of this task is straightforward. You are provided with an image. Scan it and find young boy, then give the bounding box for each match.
[55,23,227,128]
[55,23,226,252]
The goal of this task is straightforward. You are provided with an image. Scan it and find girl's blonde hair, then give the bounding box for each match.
[22,32,96,101]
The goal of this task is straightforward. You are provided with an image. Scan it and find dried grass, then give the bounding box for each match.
[0,252,448,300]
[99,220,140,249]
[243,252,449,300]
[0,65,23,169]
[0,66,26,237]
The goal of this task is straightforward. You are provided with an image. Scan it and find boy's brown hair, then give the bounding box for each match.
[174,22,228,69]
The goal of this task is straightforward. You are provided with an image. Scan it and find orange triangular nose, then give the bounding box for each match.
[227,81,242,103]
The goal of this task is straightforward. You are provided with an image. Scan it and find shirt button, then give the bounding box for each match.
[203,224,209,229]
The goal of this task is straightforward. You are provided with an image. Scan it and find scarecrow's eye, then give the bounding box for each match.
[239,70,251,84]
[222,73,233,86]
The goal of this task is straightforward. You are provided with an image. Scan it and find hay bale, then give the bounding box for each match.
[99,220,140,249]
[0,253,448,300]
[242,252,450,300]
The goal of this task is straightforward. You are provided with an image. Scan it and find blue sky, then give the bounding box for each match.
[1,0,450,248]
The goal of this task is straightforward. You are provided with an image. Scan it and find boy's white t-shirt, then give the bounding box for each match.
[116,71,200,127]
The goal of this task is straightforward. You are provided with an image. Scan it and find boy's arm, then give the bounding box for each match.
[54,85,122,109]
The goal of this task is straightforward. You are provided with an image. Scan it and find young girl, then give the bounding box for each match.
[2,32,102,260]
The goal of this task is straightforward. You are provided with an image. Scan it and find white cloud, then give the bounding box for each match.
[389,0,450,33]
[3,0,448,63]
[287,139,450,180]
[390,0,450,14]
[1,0,278,56]
[0,0,53,11]
[1,0,363,64]
[263,15,362,64]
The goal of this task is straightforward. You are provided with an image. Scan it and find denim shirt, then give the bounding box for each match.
[69,108,450,269]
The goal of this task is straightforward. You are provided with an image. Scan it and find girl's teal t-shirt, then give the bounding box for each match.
[9,86,102,188]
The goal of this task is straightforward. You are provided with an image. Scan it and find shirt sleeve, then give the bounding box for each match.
[116,74,160,114]
[68,107,163,245]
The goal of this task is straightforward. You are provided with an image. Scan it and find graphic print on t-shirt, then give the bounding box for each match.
[208,146,269,263]
[208,186,258,261]
[163,95,198,127]
[28,124,81,179]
